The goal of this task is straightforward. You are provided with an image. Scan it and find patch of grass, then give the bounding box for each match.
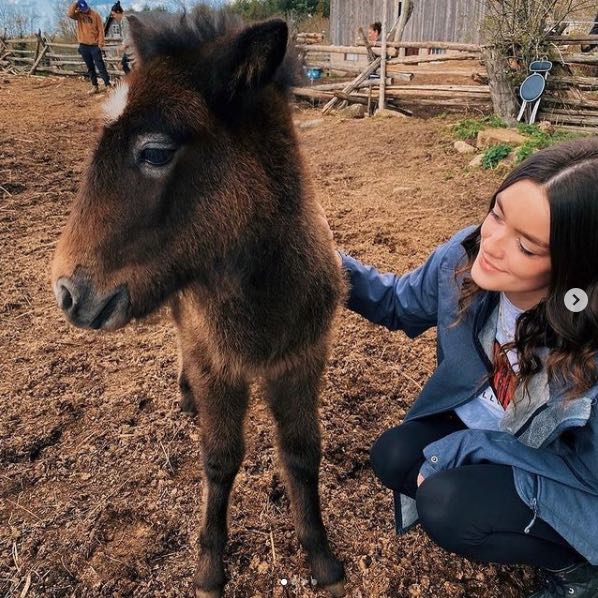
[513,124,582,164]
[454,117,585,165]
[452,115,507,140]
[483,115,507,129]
[516,123,541,137]
[482,144,512,169]
[453,118,486,140]
[515,140,539,163]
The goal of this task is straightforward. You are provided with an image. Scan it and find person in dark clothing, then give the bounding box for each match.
[109,1,131,74]
[67,0,111,93]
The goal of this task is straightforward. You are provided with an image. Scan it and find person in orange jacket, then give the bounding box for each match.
[67,0,111,94]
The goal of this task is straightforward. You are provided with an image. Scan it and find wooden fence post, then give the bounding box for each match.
[379,0,388,110]
[29,42,49,75]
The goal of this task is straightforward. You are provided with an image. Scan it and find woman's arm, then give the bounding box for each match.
[316,203,471,337]
[418,410,598,495]
[340,253,440,336]
[340,226,469,337]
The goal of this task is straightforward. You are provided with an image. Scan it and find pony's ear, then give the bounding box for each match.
[125,14,147,66]
[207,19,288,105]
[126,12,173,68]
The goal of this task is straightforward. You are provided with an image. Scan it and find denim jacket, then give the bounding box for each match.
[341,226,598,564]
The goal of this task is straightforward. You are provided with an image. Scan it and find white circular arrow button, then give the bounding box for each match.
[564,288,588,313]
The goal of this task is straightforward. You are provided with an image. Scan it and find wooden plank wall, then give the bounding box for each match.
[330,0,486,46]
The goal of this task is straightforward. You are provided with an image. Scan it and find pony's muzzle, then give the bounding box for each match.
[54,272,130,330]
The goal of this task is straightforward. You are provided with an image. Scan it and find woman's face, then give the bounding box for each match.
[471,179,551,310]
[368,27,379,43]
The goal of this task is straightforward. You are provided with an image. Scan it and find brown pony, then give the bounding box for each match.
[51,6,346,597]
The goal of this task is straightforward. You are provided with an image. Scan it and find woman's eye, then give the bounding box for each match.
[518,242,535,257]
[490,209,502,221]
[140,147,175,166]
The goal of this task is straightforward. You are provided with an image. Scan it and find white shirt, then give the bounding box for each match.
[454,293,524,430]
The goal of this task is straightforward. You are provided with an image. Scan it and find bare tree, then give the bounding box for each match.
[53,0,76,41]
[0,1,29,37]
[392,0,414,42]
[481,0,597,122]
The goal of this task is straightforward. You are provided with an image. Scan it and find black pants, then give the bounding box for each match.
[370,412,582,570]
[121,53,131,74]
[78,44,110,87]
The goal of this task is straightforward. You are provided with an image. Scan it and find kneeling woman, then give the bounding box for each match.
[340,139,598,597]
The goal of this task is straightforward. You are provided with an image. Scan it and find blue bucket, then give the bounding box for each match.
[305,67,322,81]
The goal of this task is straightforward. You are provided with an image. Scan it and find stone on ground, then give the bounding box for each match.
[338,104,366,119]
[454,140,477,154]
[296,118,324,130]
[477,128,526,148]
[373,107,408,119]
[468,154,484,168]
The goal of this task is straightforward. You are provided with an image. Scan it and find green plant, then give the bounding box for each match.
[452,118,486,140]
[229,0,330,19]
[482,144,512,169]
[515,140,538,163]
[452,115,507,140]
[482,115,507,128]
[514,126,581,164]
[516,123,541,137]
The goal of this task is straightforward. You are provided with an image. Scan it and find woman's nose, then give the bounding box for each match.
[484,232,506,259]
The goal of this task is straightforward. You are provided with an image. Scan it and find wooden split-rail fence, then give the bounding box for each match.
[295,35,598,130]
[0,34,126,78]
[1,32,597,129]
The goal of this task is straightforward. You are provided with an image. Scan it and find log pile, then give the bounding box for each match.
[295,32,324,45]
[539,97,598,128]
[295,36,598,128]
[294,84,492,110]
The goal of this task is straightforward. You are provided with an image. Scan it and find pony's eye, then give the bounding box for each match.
[140,147,175,166]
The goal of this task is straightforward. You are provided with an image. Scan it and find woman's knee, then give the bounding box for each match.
[370,425,420,491]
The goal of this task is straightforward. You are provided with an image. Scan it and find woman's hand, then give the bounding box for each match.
[315,202,342,267]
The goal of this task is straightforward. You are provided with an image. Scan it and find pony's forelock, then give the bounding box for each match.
[128,6,297,90]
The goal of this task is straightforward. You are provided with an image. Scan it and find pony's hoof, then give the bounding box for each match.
[323,580,346,597]
[194,589,222,598]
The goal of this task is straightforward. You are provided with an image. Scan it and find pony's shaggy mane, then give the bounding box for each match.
[129,5,298,89]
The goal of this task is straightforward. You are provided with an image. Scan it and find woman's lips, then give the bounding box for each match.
[479,251,505,273]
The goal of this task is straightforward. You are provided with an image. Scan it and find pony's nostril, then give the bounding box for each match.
[60,286,74,310]
[54,273,129,329]
[55,277,79,315]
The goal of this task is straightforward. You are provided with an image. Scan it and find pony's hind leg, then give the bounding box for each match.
[188,359,249,597]
[264,353,345,596]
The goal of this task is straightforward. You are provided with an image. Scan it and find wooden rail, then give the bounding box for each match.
[0,35,125,76]
[296,37,597,127]
[2,34,596,130]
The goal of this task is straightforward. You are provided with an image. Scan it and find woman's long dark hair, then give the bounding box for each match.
[458,138,598,398]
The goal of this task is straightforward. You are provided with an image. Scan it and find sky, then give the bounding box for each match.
[2,0,229,34]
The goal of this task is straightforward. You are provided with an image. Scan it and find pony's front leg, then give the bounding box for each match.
[264,354,346,597]
[189,360,249,598]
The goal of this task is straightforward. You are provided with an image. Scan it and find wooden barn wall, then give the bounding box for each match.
[330,0,486,46]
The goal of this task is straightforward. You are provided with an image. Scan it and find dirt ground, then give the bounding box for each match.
[1,74,537,597]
